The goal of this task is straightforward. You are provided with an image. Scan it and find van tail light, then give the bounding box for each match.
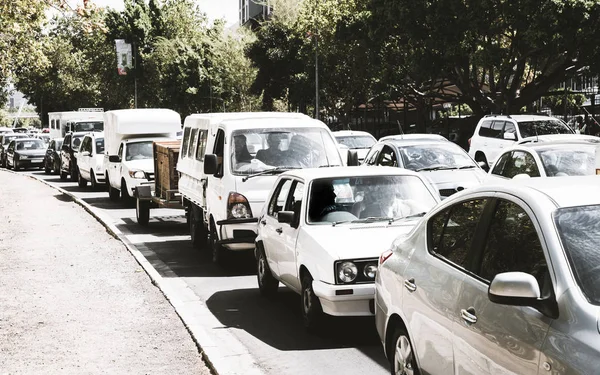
[227,192,253,219]
[379,249,393,265]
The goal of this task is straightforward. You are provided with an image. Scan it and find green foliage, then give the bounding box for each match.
[542,91,587,114]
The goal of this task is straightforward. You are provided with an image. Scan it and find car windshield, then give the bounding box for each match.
[230,127,342,174]
[554,205,600,305]
[3,135,25,145]
[96,138,105,154]
[335,135,376,149]
[538,147,596,176]
[16,139,45,150]
[519,119,574,138]
[125,141,153,161]
[307,175,438,224]
[74,121,103,132]
[55,140,63,149]
[71,135,85,150]
[397,142,477,171]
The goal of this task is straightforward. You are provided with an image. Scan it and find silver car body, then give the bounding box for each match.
[375,176,600,375]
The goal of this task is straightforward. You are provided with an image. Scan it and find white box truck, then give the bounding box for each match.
[47,109,104,139]
[103,109,181,201]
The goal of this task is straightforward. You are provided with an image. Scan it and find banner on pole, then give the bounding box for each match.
[115,39,132,76]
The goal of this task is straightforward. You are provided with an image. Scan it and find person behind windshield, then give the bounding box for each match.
[309,181,338,222]
[256,133,285,166]
[286,134,313,168]
[127,142,153,160]
[233,134,253,164]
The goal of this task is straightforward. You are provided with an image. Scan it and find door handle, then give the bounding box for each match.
[404,278,416,292]
[260,219,266,226]
[460,307,477,325]
[275,227,283,234]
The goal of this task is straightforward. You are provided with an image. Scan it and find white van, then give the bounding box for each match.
[104,109,181,200]
[77,132,105,188]
[177,112,343,265]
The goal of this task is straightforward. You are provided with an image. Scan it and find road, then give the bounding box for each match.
[25,169,390,375]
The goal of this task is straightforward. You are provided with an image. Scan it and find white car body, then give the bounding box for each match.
[333,130,377,163]
[256,167,441,318]
[77,132,105,186]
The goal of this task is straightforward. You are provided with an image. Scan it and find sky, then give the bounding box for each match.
[71,0,239,26]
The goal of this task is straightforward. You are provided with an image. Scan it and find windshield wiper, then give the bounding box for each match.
[457,165,477,169]
[351,216,394,224]
[242,167,294,182]
[416,166,456,172]
[402,212,427,219]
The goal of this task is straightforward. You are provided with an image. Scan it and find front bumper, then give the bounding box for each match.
[16,158,44,168]
[216,218,258,251]
[312,280,375,316]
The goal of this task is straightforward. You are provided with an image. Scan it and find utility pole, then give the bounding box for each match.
[314,0,319,120]
[133,41,138,109]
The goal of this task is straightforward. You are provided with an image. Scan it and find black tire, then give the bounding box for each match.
[256,244,279,297]
[189,206,207,249]
[59,170,68,180]
[301,273,324,332]
[0,157,5,168]
[209,221,226,265]
[120,179,131,201]
[90,170,98,189]
[44,159,50,174]
[70,164,78,182]
[54,160,60,175]
[136,198,150,226]
[108,175,120,201]
[388,325,420,375]
[77,169,87,187]
[13,162,19,171]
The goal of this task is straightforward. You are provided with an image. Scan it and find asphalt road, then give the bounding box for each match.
[26,169,390,375]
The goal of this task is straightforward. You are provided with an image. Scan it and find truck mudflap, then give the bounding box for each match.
[135,184,153,201]
[216,217,259,245]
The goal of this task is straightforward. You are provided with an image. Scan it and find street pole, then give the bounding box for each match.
[314,1,319,120]
[133,41,138,109]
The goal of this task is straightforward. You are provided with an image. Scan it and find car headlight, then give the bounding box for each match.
[129,170,146,179]
[337,261,358,283]
[363,263,378,279]
[227,192,253,219]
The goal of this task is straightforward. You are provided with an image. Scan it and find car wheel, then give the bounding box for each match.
[209,220,225,265]
[44,160,51,174]
[189,206,207,249]
[120,179,131,201]
[59,170,68,180]
[136,198,150,226]
[301,272,324,332]
[0,157,5,168]
[77,169,87,188]
[90,170,98,189]
[13,162,19,171]
[70,164,78,182]
[389,326,420,375]
[256,245,279,297]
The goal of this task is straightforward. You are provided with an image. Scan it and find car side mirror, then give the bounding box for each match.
[204,154,218,175]
[347,150,359,166]
[108,155,121,163]
[503,132,516,141]
[277,211,295,225]
[489,272,540,303]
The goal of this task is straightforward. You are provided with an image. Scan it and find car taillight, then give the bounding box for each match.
[227,192,253,219]
[468,138,472,146]
[379,249,393,265]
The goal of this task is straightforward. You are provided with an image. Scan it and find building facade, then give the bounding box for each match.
[239,0,271,27]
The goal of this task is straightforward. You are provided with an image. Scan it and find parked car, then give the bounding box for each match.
[44,138,63,175]
[489,138,600,179]
[34,133,51,145]
[333,130,377,163]
[6,138,47,170]
[468,114,574,170]
[60,131,89,181]
[375,176,600,375]
[0,133,29,168]
[256,166,440,331]
[76,132,105,188]
[361,136,487,198]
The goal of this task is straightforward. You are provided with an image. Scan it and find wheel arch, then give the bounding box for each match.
[384,313,408,361]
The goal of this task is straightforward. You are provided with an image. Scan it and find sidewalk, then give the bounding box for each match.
[0,171,211,375]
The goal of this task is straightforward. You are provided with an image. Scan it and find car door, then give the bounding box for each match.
[489,151,513,178]
[402,198,489,374]
[206,128,225,221]
[375,145,398,167]
[109,142,123,188]
[7,141,15,166]
[452,197,553,375]
[61,134,71,171]
[363,143,383,165]
[485,120,509,163]
[276,180,304,290]
[261,178,294,278]
[78,137,90,180]
[500,150,541,179]
[46,140,54,164]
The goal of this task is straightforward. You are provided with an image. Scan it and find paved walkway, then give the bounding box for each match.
[0,171,211,375]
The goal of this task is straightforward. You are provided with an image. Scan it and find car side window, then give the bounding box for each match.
[214,129,225,174]
[491,121,504,138]
[117,143,124,159]
[502,151,540,178]
[478,120,494,138]
[286,181,304,226]
[477,199,547,288]
[428,199,487,269]
[503,122,516,135]
[364,144,383,165]
[63,135,71,149]
[376,145,397,167]
[195,129,208,161]
[268,179,293,217]
[188,128,198,159]
[491,151,512,176]
[181,127,191,158]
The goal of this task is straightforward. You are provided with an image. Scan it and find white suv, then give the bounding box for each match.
[468,114,574,169]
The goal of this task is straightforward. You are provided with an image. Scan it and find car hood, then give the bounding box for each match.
[236,175,279,217]
[124,159,154,173]
[421,169,487,192]
[305,218,419,260]
[16,149,46,157]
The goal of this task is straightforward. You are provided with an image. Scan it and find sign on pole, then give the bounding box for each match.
[115,39,132,76]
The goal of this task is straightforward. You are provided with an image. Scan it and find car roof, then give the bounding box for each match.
[14,137,42,142]
[332,130,375,138]
[280,166,424,181]
[517,134,600,145]
[481,114,563,123]
[383,138,458,148]
[83,132,104,139]
[379,133,448,142]
[468,176,600,208]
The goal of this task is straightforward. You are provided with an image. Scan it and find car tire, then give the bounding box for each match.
[77,169,87,188]
[209,220,225,265]
[44,160,51,174]
[59,170,68,180]
[389,325,420,375]
[90,170,98,189]
[189,206,207,249]
[256,244,279,297]
[301,272,324,332]
[120,179,131,201]
[70,165,78,182]
[136,198,150,226]
[53,160,60,175]
[108,174,120,201]
[13,162,19,171]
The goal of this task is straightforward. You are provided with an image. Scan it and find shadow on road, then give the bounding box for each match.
[206,287,389,368]
[117,217,188,236]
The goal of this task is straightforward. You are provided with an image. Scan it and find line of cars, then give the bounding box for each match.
[3,112,600,374]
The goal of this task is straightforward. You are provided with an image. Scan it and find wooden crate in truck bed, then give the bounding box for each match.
[153,140,181,200]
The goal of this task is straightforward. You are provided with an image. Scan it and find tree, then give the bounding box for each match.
[368,0,600,116]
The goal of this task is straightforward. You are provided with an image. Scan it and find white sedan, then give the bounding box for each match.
[255,166,441,331]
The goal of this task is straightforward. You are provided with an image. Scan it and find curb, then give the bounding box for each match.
[21,171,265,375]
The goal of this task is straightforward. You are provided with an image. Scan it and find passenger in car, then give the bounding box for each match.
[256,133,285,165]
[233,134,253,164]
[309,182,338,221]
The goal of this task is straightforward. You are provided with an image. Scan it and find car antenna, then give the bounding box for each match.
[397,120,404,139]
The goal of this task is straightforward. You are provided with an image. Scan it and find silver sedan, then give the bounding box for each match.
[375,175,600,375]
